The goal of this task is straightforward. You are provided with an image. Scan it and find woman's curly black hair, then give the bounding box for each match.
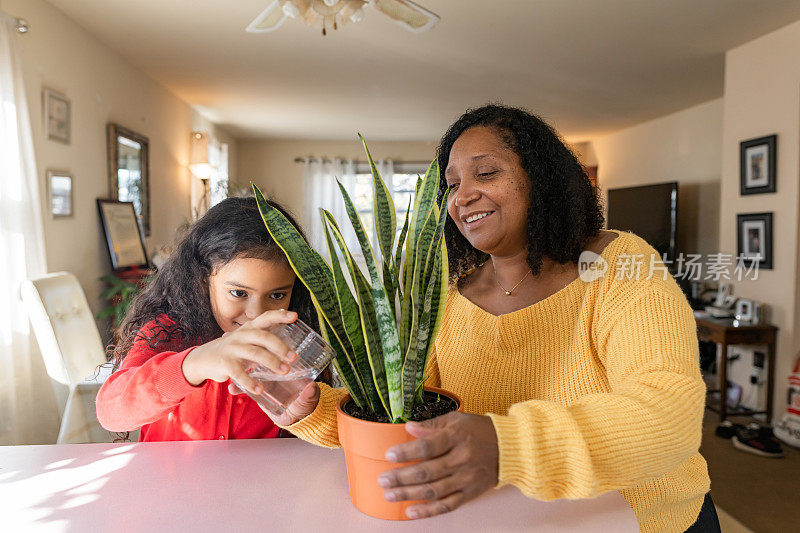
[436,104,604,279]
[109,196,317,370]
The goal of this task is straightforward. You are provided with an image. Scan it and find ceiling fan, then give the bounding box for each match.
[246,0,440,36]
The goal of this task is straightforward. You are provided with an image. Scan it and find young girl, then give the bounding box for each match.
[96,196,320,441]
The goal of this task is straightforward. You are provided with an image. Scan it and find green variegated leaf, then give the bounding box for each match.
[321,209,388,416]
[401,165,439,354]
[410,252,438,407]
[320,209,379,412]
[253,184,368,405]
[412,160,440,248]
[404,175,427,273]
[351,264,391,416]
[393,196,412,302]
[359,133,397,311]
[414,193,450,394]
[414,201,440,309]
[326,225,391,417]
[337,180,404,422]
[419,239,449,394]
[310,249,371,405]
[316,307,365,408]
[383,261,395,320]
[419,190,450,309]
[399,287,412,357]
[402,187,449,412]
[359,133,396,269]
[401,202,438,415]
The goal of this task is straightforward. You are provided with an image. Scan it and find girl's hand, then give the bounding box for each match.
[229,380,320,426]
[182,309,299,392]
[377,412,499,519]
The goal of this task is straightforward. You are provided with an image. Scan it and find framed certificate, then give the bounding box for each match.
[97,199,149,270]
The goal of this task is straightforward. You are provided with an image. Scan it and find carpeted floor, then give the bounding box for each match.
[700,410,800,533]
[716,507,752,532]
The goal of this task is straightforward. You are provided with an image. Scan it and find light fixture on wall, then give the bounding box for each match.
[190,131,214,179]
[15,18,29,33]
[246,0,439,36]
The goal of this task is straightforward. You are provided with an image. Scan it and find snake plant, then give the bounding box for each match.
[253,135,449,423]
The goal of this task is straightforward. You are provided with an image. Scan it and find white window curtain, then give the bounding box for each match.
[0,17,51,444]
[301,157,357,256]
[209,140,229,208]
[302,158,398,270]
[376,160,394,181]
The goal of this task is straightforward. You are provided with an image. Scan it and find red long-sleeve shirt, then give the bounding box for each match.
[96,316,280,442]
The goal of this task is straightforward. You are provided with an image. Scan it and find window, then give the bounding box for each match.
[350,164,427,258]
[209,142,229,208]
[192,137,229,220]
[116,136,142,216]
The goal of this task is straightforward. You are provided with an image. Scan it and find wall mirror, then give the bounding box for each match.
[107,123,150,236]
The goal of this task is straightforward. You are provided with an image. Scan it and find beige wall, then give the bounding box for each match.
[238,139,437,222]
[4,0,238,443]
[7,0,237,320]
[720,19,800,418]
[589,98,723,258]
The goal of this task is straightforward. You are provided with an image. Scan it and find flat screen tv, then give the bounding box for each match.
[606,181,678,262]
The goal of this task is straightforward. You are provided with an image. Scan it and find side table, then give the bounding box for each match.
[695,316,777,422]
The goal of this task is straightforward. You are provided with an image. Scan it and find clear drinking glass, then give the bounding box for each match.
[234,319,336,417]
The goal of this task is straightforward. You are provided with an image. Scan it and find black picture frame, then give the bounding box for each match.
[737,212,773,270]
[740,135,776,195]
[97,199,149,271]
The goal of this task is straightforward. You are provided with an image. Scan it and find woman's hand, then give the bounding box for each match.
[182,309,298,392]
[378,411,499,519]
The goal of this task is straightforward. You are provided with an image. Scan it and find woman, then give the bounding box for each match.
[272,105,719,532]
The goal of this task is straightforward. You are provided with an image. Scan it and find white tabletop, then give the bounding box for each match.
[0,438,638,532]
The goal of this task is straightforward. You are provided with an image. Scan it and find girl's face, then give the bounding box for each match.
[208,256,296,333]
[445,126,531,257]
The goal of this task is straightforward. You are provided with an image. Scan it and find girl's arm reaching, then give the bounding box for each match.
[95,340,204,432]
[96,311,299,432]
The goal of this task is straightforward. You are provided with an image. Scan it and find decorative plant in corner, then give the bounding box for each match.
[97,275,140,328]
[254,134,460,520]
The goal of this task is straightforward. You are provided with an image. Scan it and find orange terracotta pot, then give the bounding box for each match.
[336,386,462,521]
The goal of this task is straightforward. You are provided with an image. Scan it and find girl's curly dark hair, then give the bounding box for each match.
[109,196,317,370]
[436,104,604,278]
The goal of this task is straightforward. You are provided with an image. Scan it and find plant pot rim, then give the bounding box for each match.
[335,386,462,427]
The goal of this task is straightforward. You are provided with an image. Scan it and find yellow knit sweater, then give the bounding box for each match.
[287,231,710,533]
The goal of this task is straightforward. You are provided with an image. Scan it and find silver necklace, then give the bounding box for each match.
[493,265,532,296]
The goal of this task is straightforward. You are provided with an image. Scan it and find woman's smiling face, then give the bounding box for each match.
[445,126,531,257]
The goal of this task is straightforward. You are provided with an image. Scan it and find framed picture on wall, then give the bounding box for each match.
[97,199,149,271]
[737,212,773,270]
[47,170,73,217]
[107,123,151,236]
[740,134,776,195]
[43,88,71,144]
